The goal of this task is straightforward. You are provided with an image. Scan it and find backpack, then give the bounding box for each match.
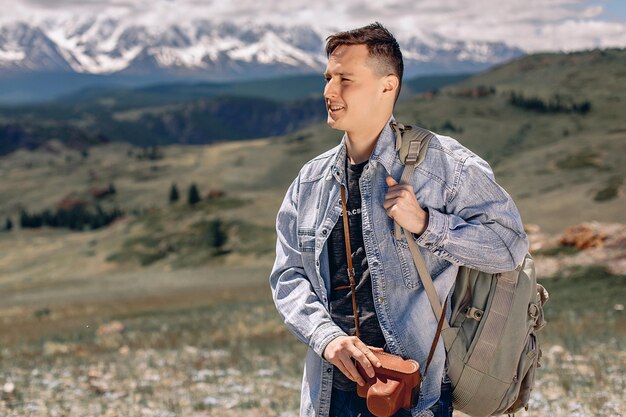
[390,121,549,416]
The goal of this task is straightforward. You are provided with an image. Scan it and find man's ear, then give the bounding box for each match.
[382,74,399,96]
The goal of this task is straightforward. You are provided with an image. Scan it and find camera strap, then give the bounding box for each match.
[338,183,447,376]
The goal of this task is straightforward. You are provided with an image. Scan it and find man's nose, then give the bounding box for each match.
[324,78,339,100]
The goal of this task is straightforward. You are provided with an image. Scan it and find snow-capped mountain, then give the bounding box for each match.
[0,16,523,81]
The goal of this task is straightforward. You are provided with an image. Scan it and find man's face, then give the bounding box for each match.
[323,44,388,134]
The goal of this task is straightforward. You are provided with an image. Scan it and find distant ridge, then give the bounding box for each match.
[0,72,471,155]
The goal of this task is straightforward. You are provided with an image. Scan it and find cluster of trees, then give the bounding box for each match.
[169,183,203,206]
[438,120,463,133]
[128,145,164,161]
[508,92,591,114]
[453,85,495,98]
[420,120,464,134]
[19,205,123,231]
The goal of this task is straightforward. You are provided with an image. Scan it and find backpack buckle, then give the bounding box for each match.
[465,306,484,321]
[405,141,421,165]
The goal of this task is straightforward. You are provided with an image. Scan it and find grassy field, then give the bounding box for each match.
[0,262,624,417]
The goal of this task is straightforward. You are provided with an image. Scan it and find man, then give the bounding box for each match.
[269,22,528,417]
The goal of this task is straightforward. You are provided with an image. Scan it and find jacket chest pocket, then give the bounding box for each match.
[297,228,316,253]
[297,227,325,296]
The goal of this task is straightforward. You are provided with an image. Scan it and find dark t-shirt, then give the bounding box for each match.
[328,159,386,391]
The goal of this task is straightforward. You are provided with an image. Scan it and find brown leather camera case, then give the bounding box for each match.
[355,347,421,417]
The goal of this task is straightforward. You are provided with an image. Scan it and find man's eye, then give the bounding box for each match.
[341,78,350,82]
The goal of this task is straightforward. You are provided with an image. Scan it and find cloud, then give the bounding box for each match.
[1,0,625,52]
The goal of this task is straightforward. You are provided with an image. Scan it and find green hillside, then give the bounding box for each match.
[0,95,327,154]
[0,73,468,155]
[0,48,624,288]
[403,48,626,232]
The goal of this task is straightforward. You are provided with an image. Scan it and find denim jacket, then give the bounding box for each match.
[269,115,529,417]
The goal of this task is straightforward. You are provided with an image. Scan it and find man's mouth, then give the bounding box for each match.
[328,105,345,113]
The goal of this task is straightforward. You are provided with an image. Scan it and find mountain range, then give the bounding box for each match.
[0,16,523,102]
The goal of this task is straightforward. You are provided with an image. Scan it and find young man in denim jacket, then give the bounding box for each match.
[269,22,529,417]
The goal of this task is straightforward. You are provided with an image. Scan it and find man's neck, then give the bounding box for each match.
[344,114,392,164]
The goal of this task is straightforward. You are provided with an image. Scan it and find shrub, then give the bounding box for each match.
[188,183,201,206]
[594,176,624,202]
[169,183,180,203]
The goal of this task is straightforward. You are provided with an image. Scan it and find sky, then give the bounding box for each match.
[2,0,625,52]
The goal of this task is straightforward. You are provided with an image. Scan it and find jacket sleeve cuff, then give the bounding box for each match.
[310,322,348,358]
[414,207,448,249]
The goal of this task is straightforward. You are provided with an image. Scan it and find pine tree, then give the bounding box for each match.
[188,183,201,206]
[42,209,56,227]
[20,209,30,228]
[169,183,180,203]
[206,219,227,253]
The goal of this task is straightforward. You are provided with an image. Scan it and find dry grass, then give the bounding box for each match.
[0,265,624,417]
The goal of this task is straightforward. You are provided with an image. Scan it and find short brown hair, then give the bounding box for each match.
[325,22,404,103]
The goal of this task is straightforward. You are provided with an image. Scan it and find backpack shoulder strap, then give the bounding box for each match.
[390,121,435,239]
[391,121,434,168]
[390,122,452,335]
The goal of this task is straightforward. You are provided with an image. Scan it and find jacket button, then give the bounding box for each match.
[371,260,379,267]
[327,368,332,373]
[378,297,383,304]
[322,230,327,235]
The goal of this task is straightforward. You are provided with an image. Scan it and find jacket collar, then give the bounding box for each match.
[330,114,397,184]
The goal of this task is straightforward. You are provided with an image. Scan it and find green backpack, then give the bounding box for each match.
[390,121,549,416]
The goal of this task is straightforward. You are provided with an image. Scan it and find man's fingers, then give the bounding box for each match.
[347,344,376,379]
[363,348,383,370]
[334,361,351,383]
[384,190,414,210]
[326,337,382,385]
[353,340,382,372]
[333,354,361,384]
[353,339,381,367]
[385,187,414,200]
[386,176,398,187]
[383,197,398,210]
[339,355,366,386]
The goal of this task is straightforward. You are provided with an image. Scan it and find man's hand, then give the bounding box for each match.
[322,336,382,386]
[384,176,429,235]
